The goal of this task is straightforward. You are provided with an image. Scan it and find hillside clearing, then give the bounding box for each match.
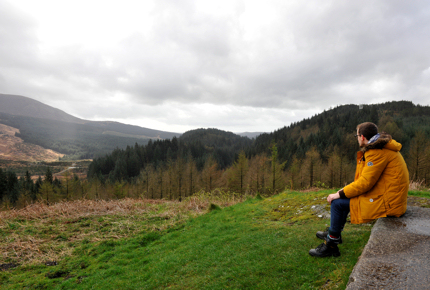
[0,124,63,162]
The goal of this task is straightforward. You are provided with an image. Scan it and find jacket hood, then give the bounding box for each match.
[361,132,402,152]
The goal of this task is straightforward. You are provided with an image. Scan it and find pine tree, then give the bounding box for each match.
[166,158,175,199]
[202,156,220,192]
[6,171,19,206]
[228,150,249,195]
[186,153,198,197]
[112,158,128,182]
[62,170,71,200]
[269,144,286,194]
[248,154,269,194]
[40,182,54,205]
[0,169,6,201]
[288,156,301,190]
[140,165,154,199]
[45,167,53,184]
[408,131,429,182]
[157,165,164,199]
[326,150,340,188]
[303,147,321,187]
[176,157,185,201]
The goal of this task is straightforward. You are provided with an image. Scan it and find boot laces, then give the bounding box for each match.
[315,242,327,251]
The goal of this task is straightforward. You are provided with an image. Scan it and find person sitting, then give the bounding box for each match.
[309,122,409,257]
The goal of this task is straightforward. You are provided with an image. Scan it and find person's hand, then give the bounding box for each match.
[327,191,341,204]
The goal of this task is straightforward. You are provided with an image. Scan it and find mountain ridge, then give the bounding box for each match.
[0,94,85,124]
[0,94,180,139]
[0,94,261,161]
[0,94,180,160]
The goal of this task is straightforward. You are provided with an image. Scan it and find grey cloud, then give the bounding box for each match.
[0,2,41,97]
[46,2,430,108]
[1,0,430,133]
[0,2,39,68]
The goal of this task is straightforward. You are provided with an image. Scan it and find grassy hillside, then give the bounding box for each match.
[1,190,375,289]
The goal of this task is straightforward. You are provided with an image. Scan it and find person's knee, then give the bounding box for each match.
[331,198,349,212]
[331,198,342,209]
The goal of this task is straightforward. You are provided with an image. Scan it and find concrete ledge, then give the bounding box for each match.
[347,206,430,289]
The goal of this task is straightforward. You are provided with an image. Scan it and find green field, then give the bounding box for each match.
[1,190,378,289]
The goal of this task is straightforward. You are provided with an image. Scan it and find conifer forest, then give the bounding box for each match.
[1,101,430,208]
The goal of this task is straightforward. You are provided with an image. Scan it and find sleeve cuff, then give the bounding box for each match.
[339,189,347,199]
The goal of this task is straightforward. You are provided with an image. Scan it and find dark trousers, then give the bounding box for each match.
[329,198,350,237]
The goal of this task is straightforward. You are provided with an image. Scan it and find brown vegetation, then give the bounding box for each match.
[0,124,63,162]
[0,192,249,267]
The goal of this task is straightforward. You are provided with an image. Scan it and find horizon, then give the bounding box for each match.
[3,93,423,136]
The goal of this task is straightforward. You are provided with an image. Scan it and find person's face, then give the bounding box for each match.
[356,129,364,147]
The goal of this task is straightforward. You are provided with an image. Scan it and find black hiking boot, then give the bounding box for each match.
[316,228,342,244]
[309,239,341,257]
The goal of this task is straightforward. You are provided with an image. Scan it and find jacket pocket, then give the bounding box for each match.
[360,195,386,220]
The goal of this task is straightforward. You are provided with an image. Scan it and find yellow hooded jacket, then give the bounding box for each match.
[343,133,409,224]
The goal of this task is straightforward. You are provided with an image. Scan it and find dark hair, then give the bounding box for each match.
[357,122,378,140]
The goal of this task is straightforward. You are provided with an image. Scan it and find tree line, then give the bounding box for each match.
[0,167,135,209]
[85,101,430,196]
[2,101,430,209]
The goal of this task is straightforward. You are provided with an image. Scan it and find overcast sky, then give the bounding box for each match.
[1,0,430,133]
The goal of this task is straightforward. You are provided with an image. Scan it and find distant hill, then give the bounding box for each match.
[180,128,252,150]
[0,94,84,124]
[249,100,430,167]
[85,120,177,140]
[88,127,254,180]
[236,132,265,139]
[0,94,180,160]
[0,94,179,140]
[88,100,430,190]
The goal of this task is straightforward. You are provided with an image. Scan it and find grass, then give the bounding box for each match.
[409,190,430,199]
[408,189,430,207]
[0,190,373,289]
[0,191,246,268]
